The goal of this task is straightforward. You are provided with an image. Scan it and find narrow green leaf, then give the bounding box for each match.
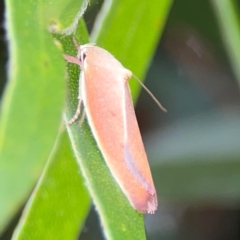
[12,129,90,240]
[211,0,240,83]
[0,0,88,232]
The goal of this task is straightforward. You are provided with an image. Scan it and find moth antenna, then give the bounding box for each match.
[132,74,167,112]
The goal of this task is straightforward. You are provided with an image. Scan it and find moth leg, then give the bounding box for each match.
[72,38,79,50]
[78,109,86,128]
[67,98,82,125]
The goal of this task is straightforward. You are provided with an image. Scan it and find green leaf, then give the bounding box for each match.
[12,129,90,240]
[0,0,71,231]
[211,0,240,83]
[59,21,147,240]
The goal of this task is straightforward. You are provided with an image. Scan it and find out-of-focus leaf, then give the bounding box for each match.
[211,0,240,83]
[92,0,173,100]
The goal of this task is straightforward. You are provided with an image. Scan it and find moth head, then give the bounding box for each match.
[77,43,96,65]
[76,46,86,67]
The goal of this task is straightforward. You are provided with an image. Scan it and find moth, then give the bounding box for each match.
[64,41,166,213]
